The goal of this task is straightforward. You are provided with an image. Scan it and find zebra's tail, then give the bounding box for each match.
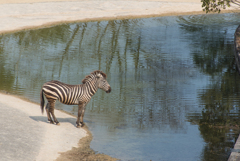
[40,89,45,114]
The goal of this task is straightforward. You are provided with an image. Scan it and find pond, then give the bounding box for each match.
[0,13,240,161]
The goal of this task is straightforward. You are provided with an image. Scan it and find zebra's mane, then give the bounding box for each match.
[82,70,107,84]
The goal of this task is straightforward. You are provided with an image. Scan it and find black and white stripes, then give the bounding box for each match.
[40,70,111,127]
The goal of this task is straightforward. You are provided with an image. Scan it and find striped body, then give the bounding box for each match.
[40,70,111,128]
[42,80,97,105]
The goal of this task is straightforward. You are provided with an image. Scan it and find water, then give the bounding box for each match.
[0,13,240,161]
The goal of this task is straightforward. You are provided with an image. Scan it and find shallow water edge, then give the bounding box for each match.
[55,110,118,161]
[1,11,240,161]
[1,9,239,35]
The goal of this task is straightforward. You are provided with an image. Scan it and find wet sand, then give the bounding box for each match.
[0,0,239,161]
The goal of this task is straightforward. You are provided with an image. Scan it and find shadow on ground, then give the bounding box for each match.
[29,116,77,127]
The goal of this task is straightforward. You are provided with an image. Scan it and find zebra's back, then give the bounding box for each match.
[42,80,82,105]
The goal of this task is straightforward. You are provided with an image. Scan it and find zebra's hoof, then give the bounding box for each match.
[76,122,82,128]
[56,123,60,126]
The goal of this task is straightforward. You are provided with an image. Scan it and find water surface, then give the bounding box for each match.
[0,13,240,161]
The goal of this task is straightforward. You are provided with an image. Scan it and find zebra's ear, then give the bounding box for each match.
[96,73,102,78]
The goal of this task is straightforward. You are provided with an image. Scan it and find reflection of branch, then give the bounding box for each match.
[58,24,80,78]
[115,23,123,73]
[124,37,129,72]
[14,32,30,84]
[135,35,141,70]
[94,22,101,58]
[79,23,87,52]
[231,0,240,6]
[97,22,110,70]
[106,21,122,73]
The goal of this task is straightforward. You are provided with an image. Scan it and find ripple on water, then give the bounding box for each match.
[0,13,240,161]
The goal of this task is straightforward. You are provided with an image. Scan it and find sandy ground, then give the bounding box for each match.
[0,0,238,34]
[0,92,87,161]
[0,0,239,161]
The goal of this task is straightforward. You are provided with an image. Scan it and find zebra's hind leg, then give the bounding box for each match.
[49,101,60,125]
[45,103,54,124]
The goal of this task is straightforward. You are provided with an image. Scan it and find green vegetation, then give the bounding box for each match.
[201,0,239,13]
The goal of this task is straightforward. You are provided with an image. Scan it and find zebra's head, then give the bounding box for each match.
[96,72,111,93]
[82,70,111,93]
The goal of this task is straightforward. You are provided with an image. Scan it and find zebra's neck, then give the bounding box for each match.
[84,78,98,96]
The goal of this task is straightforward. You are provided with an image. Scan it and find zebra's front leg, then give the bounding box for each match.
[80,108,85,127]
[76,102,84,128]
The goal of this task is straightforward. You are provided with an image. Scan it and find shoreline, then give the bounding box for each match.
[0,90,117,160]
[0,91,88,161]
[0,0,238,35]
[2,9,240,36]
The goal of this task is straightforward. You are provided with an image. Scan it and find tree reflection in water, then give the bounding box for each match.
[0,13,240,160]
[179,14,240,161]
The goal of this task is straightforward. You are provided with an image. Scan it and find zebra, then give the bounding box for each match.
[40,70,111,128]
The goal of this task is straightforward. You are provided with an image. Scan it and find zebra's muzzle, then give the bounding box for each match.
[106,87,111,93]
